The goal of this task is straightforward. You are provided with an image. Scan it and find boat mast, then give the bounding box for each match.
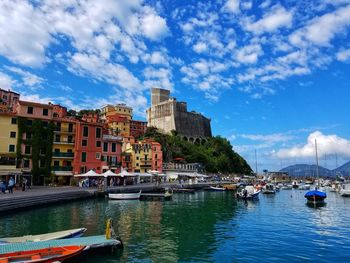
[315,139,319,180]
[255,149,258,176]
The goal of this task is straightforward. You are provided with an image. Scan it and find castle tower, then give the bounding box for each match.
[151,88,170,106]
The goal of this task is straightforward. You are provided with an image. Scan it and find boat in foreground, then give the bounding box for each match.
[108,190,141,200]
[236,186,261,200]
[340,183,350,197]
[304,189,327,204]
[0,245,86,263]
[0,228,87,244]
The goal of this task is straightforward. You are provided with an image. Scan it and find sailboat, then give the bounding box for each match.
[304,139,327,204]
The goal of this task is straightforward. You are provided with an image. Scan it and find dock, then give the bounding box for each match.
[0,235,122,255]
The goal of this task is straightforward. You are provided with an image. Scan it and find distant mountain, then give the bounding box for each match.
[280,164,333,177]
[333,161,350,176]
[279,161,350,177]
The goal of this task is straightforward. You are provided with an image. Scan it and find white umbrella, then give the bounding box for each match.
[117,170,135,177]
[74,169,103,177]
[102,170,118,177]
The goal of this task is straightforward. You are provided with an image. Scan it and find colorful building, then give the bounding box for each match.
[105,114,130,137]
[130,140,163,173]
[0,112,21,180]
[101,134,123,173]
[0,89,20,113]
[130,120,147,139]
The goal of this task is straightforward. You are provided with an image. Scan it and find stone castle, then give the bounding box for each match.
[146,88,212,141]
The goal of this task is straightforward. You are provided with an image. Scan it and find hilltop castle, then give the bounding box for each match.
[146,88,212,141]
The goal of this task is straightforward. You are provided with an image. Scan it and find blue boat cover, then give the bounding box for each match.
[304,190,327,198]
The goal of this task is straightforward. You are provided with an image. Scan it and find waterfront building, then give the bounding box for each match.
[146,88,212,141]
[72,114,104,174]
[51,105,76,184]
[130,140,163,173]
[0,112,21,181]
[130,120,147,139]
[105,114,130,137]
[0,88,20,113]
[101,103,133,120]
[101,134,123,173]
[15,100,54,184]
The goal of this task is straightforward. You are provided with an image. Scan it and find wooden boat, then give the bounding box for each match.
[0,245,86,263]
[141,188,173,200]
[209,186,226,191]
[0,228,87,244]
[108,190,141,200]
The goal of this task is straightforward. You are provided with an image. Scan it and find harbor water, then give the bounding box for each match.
[1,190,350,262]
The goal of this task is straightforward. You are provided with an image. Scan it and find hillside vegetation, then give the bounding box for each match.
[144,127,252,175]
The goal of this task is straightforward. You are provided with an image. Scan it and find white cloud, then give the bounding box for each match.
[244,5,293,34]
[0,72,15,90]
[236,44,262,64]
[193,42,208,53]
[276,131,350,158]
[241,133,295,144]
[0,1,52,67]
[290,5,350,47]
[223,0,240,14]
[336,48,350,61]
[140,7,169,40]
[4,66,44,89]
[143,67,173,91]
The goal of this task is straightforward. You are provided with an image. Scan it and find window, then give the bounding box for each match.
[103,142,108,152]
[155,154,158,159]
[68,123,73,132]
[136,156,139,160]
[136,163,139,166]
[27,106,33,114]
[40,148,45,155]
[43,108,48,116]
[55,134,60,142]
[25,145,31,154]
[111,143,116,152]
[68,135,73,143]
[10,131,16,138]
[96,128,101,138]
[26,119,32,125]
[82,140,87,147]
[96,153,101,159]
[67,149,73,153]
[66,161,72,167]
[56,123,61,131]
[26,132,32,139]
[96,141,101,147]
[83,126,89,137]
[81,152,87,162]
[24,159,30,168]
[8,144,15,152]
[155,161,158,166]
[11,118,17,124]
[54,161,60,167]
[3,95,7,99]
[54,148,60,153]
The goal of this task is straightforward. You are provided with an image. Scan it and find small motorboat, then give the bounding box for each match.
[0,245,86,263]
[262,184,276,194]
[0,228,87,244]
[236,186,261,200]
[340,183,350,197]
[108,190,141,200]
[305,189,327,204]
[209,186,226,191]
[292,181,299,189]
[299,184,311,190]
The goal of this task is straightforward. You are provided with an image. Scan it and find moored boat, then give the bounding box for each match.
[340,183,350,197]
[209,186,226,191]
[236,186,261,200]
[304,189,327,204]
[262,184,276,194]
[108,190,141,200]
[0,245,86,263]
[0,228,87,244]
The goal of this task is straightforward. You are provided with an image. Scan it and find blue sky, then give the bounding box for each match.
[0,0,350,172]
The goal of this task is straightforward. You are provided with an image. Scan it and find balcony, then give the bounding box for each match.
[140,158,152,161]
[51,166,73,171]
[52,152,74,158]
[54,139,75,145]
[54,129,75,134]
[140,164,152,168]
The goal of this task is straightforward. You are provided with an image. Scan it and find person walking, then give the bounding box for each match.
[0,180,6,194]
[8,177,15,194]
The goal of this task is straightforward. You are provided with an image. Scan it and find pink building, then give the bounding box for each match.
[0,89,20,113]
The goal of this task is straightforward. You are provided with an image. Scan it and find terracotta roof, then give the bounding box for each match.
[18,100,53,108]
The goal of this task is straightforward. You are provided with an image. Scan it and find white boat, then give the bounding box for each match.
[108,190,141,200]
[292,180,299,189]
[0,228,87,244]
[236,186,261,200]
[209,186,226,191]
[299,184,311,190]
[340,183,350,197]
[281,184,292,190]
[262,184,276,194]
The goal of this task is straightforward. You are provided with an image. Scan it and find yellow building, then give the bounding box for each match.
[0,113,21,177]
[131,142,152,173]
[51,119,76,183]
[101,104,133,137]
[101,104,132,119]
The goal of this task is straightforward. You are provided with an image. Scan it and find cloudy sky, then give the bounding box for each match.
[0,0,350,172]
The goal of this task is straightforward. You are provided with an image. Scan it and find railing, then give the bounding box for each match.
[52,152,74,158]
[54,129,75,133]
[140,158,152,161]
[51,166,73,171]
[54,139,75,144]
